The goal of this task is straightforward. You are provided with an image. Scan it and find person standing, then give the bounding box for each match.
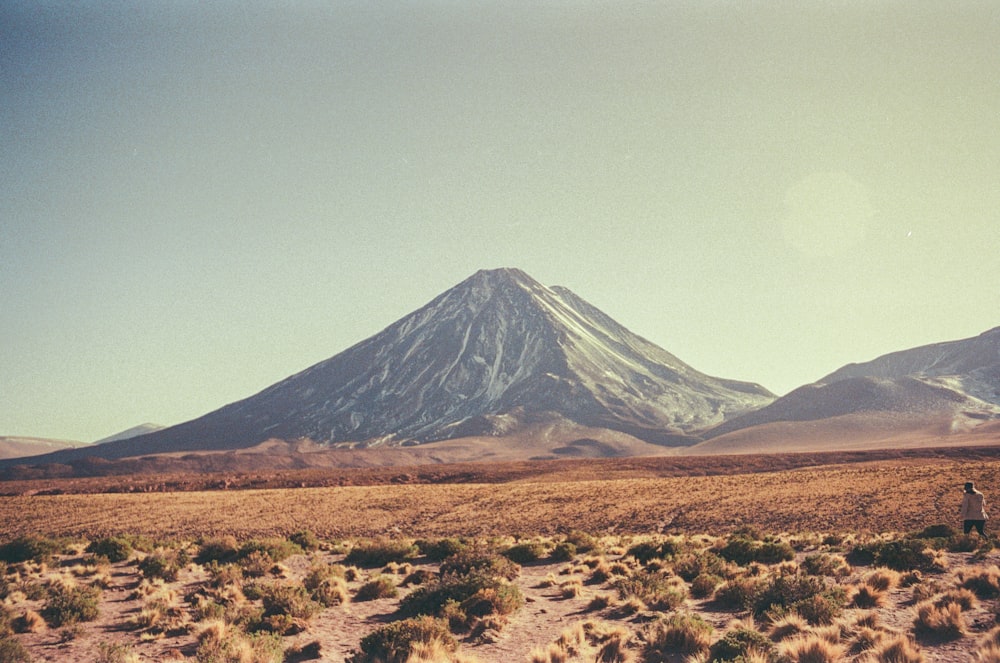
[960,481,988,537]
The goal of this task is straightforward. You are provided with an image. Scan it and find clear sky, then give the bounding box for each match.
[2,1,998,442]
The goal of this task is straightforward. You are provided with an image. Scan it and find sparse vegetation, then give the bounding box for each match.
[6,454,1000,661]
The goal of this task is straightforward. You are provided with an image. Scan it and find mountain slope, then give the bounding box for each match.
[19,268,774,462]
[692,326,1000,453]
[820,326,1000,405]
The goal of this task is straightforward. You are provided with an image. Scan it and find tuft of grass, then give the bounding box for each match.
[913,600,966,640]
[642,612,712,658]
[959,566,1000,598]
[355,576,399,602]
[779,633,845,662]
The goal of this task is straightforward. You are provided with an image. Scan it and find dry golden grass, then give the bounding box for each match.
[3,457,1000,540]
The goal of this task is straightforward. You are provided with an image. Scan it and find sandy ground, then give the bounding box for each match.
[7,539,1000,662]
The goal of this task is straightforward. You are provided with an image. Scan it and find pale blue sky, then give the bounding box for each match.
[2,1,998,442]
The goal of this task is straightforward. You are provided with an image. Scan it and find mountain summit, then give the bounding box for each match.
[46,268,774,461]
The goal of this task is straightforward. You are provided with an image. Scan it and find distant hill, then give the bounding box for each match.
[94,423,165,445]
[691,327,1000,454]
[0,436,84,460]
[820,326,1000,405]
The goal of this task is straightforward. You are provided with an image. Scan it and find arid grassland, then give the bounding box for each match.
[2,458,1000,540]
[4,454,1000,662]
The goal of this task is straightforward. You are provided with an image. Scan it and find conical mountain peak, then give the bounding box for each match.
[23,269,775,461]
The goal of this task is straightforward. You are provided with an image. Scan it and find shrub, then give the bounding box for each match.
[260,583,320,621]
[196,536,241,565]
[345,540,418,568]
[288,530,320,552]
[714,576,765,612]
[238,539,300,564]
[690,573,723,598]
[612,570,686,611]
[801,553,850,577]
[415,538,467,563]
[87,537,133,563]
[564,530,598,553]
[753,575,845,624]
[709,626,774,662]
[138,548,187,582]
[718,535,794,566]
[866,539,932,572]
[41,584,101,627]
[0,635,32,663]
[947,534,981,553]
[195,622,283,663]
[0,536,62,564]
[626,539,683,564]
[398,573,519,623]
[349,616,456,663]
[642,612,713,658]
[439,547,520,581]
[673,551,726,582]
[915,524,956,539]
[503,542,548,564]
[355,576,399,602]
[549,542,577,562]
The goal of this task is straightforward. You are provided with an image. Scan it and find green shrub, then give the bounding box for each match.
[752,575,845,624]
[415,538,467,562]
[457,582,524,624]
[564,530,598,554]
[0,536,63,564]
[345,540,418,568]
[718,535,794,566]
[349,616,456,663]
[42,584,101,627]
[946,534,981,553]
[260,583,321,621]
[86,537,133,563]
[288,530,320,552]
[355,576,399,602]
[549,541,577,562]
[196,536,240,564]
[398,572,518,622]
[673,551,726,582]
[238,539,301,564]
[138,548,188,582]
[612,569,687,611]
[0,634,32,663]
[438,547,519,581]
[714,577,764,612]
[690,573,723,599]
[708,626,774,662]
[915,524,956,539]
[627,539,684,564]
[852,539,932,571]
[801,553,849,577]
[502,542,547,564]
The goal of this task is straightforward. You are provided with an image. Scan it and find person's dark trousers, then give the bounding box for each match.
[964,519,986,536]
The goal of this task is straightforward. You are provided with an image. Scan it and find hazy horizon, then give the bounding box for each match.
[3,2,998,442]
